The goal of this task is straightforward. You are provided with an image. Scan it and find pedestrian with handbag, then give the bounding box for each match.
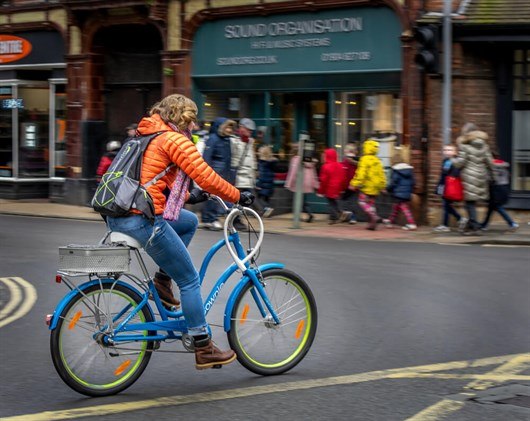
[433,144,467,232]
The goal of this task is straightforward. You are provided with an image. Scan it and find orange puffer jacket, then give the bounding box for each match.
[136,114,240,215]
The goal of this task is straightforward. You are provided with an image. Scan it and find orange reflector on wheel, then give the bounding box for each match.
[114,360,131,376]
[240,304,250,324]
[295,320,305,339]
[68,311,82,330]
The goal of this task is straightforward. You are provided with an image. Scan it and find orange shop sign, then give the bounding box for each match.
[0,35,32,64]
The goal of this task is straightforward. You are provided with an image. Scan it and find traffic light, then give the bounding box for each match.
[414,25,439,73]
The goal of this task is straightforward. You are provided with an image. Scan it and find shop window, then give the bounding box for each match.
[0,86,13,177]
[53,84,66,177]
[18,86,49,178]
[512,49,530,191]
[332,92,402,158]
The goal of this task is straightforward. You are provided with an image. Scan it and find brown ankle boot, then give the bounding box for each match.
[153,271,180,309]
[194,337,237,370]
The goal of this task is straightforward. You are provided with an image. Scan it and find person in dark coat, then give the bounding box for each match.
[201,117,237,230]
[433,144,467,232]
[255,144,277,218]
[383,150,417,230]
[480,152,518,231]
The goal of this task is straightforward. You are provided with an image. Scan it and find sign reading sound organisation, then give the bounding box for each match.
[192,7,402,76]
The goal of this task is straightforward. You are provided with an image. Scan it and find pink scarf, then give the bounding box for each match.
[163,124,191,221]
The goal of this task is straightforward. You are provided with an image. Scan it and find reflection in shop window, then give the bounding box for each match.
[18,86,49,178]
[333,92,402,158]
[54,84,66,177]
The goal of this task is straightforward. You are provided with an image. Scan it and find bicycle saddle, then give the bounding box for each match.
[109,232,142,249]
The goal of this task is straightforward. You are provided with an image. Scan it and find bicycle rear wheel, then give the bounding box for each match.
[50,282,154,396]
[228,269,317,375]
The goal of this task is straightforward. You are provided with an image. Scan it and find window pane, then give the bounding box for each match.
[0,86,13,177]
[54,84,67,177]
[18,86,50,178]
[333,92,401,159]
[512,110,530,191]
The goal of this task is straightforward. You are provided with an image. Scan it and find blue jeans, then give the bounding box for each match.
[482,204,514,228]
[201,199,221,223]
[106,210,208,336]
[442,199,462,226]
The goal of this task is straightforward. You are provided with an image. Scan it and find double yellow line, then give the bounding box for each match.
[0,277,37,328]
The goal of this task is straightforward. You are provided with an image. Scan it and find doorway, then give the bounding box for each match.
[269,92,328,160]
[92,25,163,142]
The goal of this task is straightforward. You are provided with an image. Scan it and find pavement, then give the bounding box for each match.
[0,198,529,245]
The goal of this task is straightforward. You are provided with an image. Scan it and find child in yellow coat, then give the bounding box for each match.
[350,139,387,230]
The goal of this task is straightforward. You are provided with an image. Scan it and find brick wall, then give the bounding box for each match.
[425,42,497,221]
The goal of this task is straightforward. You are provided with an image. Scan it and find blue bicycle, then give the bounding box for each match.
[48,196,318,397]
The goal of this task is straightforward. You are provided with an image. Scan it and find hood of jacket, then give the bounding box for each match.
[323,148,338,163]
[362,139,379,156]
[458,130,489,148]
[391,162,414,177]
[218,119,236,137]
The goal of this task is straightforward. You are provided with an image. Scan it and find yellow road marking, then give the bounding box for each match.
[465,353,530,391]
[0,277,38,328]
[3,353,528,421]
[388,373,530,381]
[0,277,22,320]
[405,399,465,421]
[405,352,530,420]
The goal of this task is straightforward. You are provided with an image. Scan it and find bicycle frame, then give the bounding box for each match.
[49,200,285,346]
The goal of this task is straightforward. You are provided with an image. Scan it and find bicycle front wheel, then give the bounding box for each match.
[228,269,317,375]
[50,282,154,396]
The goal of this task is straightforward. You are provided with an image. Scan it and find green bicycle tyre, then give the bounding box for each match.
[50,282,155,397]
[228,268,317,376]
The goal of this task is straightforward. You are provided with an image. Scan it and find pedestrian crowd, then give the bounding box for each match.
[433,122,518,235]
[96,116,518,236]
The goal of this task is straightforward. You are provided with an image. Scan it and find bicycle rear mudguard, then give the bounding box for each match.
[223,263,284,332]
[48,279,153,331]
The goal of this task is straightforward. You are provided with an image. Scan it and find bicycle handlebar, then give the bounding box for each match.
[209,195,264,272]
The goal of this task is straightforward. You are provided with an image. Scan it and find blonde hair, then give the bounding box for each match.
[391,148,405,165]
[149,94,198,130]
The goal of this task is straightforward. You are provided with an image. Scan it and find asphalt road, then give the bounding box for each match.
[0,215,529,420]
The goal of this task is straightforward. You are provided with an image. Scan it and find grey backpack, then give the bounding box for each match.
[91,131,171,222]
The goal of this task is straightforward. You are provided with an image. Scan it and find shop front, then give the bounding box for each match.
[0,30,66,199]
[191,6,403,213]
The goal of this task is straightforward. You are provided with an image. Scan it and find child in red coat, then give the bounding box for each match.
[318,148,346,224]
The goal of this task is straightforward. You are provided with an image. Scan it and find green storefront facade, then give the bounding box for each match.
[193,6,402,152]
[191,5,404,213]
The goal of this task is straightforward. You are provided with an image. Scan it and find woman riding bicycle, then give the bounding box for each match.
[106,94,253,369]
